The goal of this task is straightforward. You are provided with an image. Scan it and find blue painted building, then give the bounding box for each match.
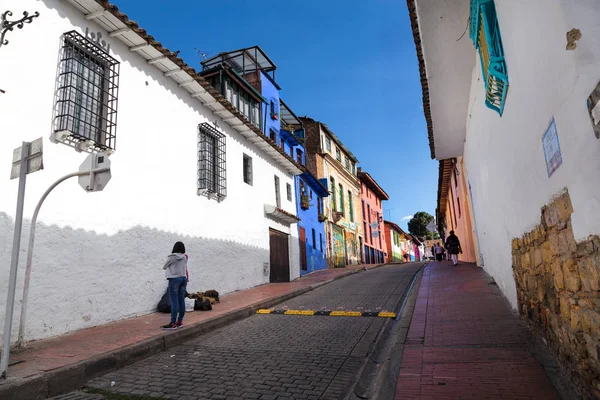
[279,113,330,274]
[200,46,329,276]
[279,98,329,275]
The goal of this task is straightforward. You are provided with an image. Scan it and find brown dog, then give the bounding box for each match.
[187,290,220,304]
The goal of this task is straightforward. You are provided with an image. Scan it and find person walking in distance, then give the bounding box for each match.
[161,241,188,330]
[446,231,462,266]
[433,242,444,262]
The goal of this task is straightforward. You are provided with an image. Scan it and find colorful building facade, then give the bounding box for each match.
[358,169,389,264]
[384,221,404,262]
[301,117,362,267]
[436,158,478,264]
[289,109,329,275]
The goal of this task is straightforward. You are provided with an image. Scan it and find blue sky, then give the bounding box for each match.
[114,0,438,229]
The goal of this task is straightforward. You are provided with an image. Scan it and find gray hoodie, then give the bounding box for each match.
[163,253,187,279]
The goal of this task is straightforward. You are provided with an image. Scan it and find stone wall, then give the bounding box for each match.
[512,189,600,399]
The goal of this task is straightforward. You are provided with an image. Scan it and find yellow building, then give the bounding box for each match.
[301,117,362,267]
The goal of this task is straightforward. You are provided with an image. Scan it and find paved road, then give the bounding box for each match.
[55,263,423,400]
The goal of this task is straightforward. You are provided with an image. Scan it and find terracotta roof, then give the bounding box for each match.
[385,220,403,234]
[357,169,390,200]
[273,206,301,222]
[93,0,305,173]
[406,0,435,159]
[409,234,423,246]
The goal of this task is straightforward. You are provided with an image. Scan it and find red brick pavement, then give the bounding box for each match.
[2,264,377,384]
[395,261,561,400]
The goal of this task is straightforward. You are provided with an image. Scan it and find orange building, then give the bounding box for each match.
[436,157,480,265]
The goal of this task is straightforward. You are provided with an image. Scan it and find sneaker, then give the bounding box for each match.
[161,323,177,330]
[176,322,183,328]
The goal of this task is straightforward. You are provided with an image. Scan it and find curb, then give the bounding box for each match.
[0,263,387,400]
[346,262,427,400]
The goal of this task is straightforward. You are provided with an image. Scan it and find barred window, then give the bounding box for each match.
[54,31,119,152]
[286,183,292,201]
[274,175,281,207]
[243,154,253,186]
[198,123,226,201]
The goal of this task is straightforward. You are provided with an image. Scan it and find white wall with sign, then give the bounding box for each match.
[461,0,600,308]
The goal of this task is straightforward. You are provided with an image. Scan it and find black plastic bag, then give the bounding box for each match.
[157,290,170,313]
[158,289,193,313]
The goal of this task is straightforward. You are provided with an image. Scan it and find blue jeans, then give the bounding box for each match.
[168,277,187,324]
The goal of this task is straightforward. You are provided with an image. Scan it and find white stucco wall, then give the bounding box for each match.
[0,0,298,343]
[462,0,600,308]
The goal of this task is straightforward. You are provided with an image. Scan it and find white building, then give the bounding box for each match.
[0,0,302,343]
[410,0,600,396]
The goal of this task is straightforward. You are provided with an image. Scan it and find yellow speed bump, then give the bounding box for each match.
[255,309,397,318]
[377,311,396,318]
[284,310,315,316]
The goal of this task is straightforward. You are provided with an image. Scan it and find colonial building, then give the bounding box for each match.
[301,117,362,267]
[409,0,600,396]
[286,108,329,275]
[384,221,404,262]
[198,48,329,278]
[358,169,389,264]
[436,158,479,265]
[0,0,304,343]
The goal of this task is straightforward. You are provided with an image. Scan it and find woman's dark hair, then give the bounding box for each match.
[449,230,455,235]
[172,241,186,254]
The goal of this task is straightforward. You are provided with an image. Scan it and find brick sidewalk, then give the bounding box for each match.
[0,263,384,399]
[395,262,562,400]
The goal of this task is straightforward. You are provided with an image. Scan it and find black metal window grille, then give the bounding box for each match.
[274,175,281,208]
[243,154,253,185]
[54,31,119,152]
[198,123,226,200]
[312,229,316,250]
[286,183,292,201]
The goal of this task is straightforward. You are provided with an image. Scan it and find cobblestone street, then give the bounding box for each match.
[56,263,422,400]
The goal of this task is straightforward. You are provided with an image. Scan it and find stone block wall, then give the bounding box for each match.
[512,189,600,399]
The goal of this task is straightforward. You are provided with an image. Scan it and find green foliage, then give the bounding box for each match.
[408,211,439,240]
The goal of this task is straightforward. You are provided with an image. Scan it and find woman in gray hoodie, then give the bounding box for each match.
[161,241,188,330]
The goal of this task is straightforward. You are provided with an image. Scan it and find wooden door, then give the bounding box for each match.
[299,227,307,271]
[269,228,290,283]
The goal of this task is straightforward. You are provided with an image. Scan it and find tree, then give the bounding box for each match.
[408,211,440,240]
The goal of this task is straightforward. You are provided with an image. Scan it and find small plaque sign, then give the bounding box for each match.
[542,117,562,178]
